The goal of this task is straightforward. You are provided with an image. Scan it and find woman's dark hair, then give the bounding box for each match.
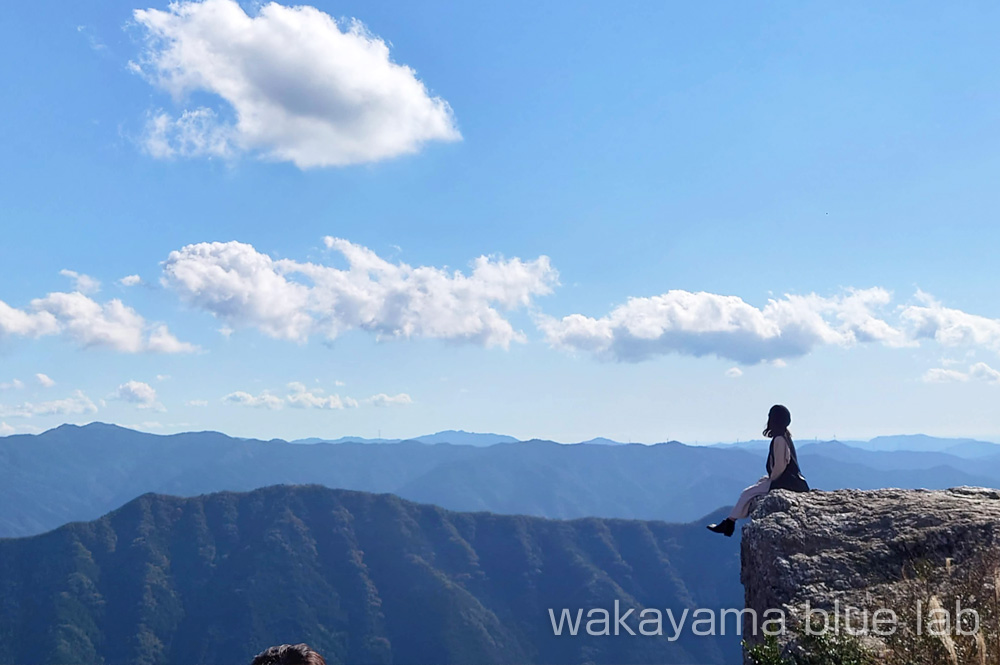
[763,404,792,440]
[250,644,326,665]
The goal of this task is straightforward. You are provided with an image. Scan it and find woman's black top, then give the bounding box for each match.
[766,435,810,492]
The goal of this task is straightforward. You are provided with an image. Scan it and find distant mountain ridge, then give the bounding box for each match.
[2,423,1000,540]
[0,485,742,665]
[711,433,1000,457]
[292,430,521,446]
[287,427,1000,455]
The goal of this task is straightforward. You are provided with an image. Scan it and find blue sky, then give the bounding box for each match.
[2,0,1000,442]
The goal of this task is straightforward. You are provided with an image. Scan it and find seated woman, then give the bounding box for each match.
[707,404,809,537]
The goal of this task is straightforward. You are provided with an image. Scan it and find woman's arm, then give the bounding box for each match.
[768,435,790,481]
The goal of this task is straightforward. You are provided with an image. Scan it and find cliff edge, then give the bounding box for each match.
[741,487,1000,664]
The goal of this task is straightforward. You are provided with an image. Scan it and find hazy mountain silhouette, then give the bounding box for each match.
[2,423,999,539]
[0,485,742,665]
[714,434,1000,458]
[291,430,520,446]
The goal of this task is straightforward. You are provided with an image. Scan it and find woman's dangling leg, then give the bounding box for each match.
[728,476,771,521]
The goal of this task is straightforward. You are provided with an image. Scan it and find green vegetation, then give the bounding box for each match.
[0,484,740,665]
[745,625,876,665]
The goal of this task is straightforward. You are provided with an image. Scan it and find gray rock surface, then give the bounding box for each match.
[740,487,1000,661]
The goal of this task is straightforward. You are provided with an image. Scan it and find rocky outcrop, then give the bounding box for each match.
[741,487,1000,663]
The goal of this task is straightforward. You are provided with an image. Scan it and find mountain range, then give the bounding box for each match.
[3,423,1000,664]
[0,485,741,665]
[292,429,1000,455]
[291,430,520,446]
[3,423,1000,539]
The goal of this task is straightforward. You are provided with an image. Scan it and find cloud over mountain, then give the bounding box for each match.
[538,284,1000,367]
[0,390,98,418]
[923,361,1000,384]
[162,238,557,348]
[111,380,164,410]
[537,287,909,364]
[0,290,196,354]
[131,0,460,168]
[222,383,406,410]
[901,290,1000,352]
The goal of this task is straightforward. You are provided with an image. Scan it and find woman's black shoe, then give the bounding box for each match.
[706,518,735,537]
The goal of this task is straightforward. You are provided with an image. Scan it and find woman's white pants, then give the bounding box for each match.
[728,475,771,520]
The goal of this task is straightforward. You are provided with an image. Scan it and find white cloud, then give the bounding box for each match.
[922,361,1000,385]
[538,287,907,364]
[60,269,101,294]
[156,374,171,381]
[0,422,41,434]
[221,382,407,410]
[223,390,285,409]
[147,324,197,353]
[185,399,209,407]
[0,290,196,353]
[162,238,557,348]
[0,300,59,337]
[286,382,353,409]
[725,367,743,378]
[366,392,412,407]
[0,390,98,418]
[119,274,143,287]
[900,291,1000,352]
[969,362,1000,383]
[111,380,164,410]
[143,107,233,160]
[0,379,24,391]
[35,373,55,388]
[922,368,969,383]
[131,0,460,168]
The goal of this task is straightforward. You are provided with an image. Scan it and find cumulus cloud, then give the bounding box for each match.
[223,390,285,409]
[900,291,1000,352]
[110,380,164,410]
[537,287,908,364]
[186,399,208,407]
[923,362,1000,385]
[0,379,24,391]
[222,383,408,410]
[922,368,969,383]
[366,392,412,407]
[131,0,460,168]
[286,382,357,409]
[0,390,98,418]
[725,367,743,378]
[162,238,557,348]
[119,275,143,287]
[0,421,14,435]
[35,373,55,388]
[147,324,197,353]
[0,289,196,353]
[60,269,101,294]
[969,362,1000,383]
